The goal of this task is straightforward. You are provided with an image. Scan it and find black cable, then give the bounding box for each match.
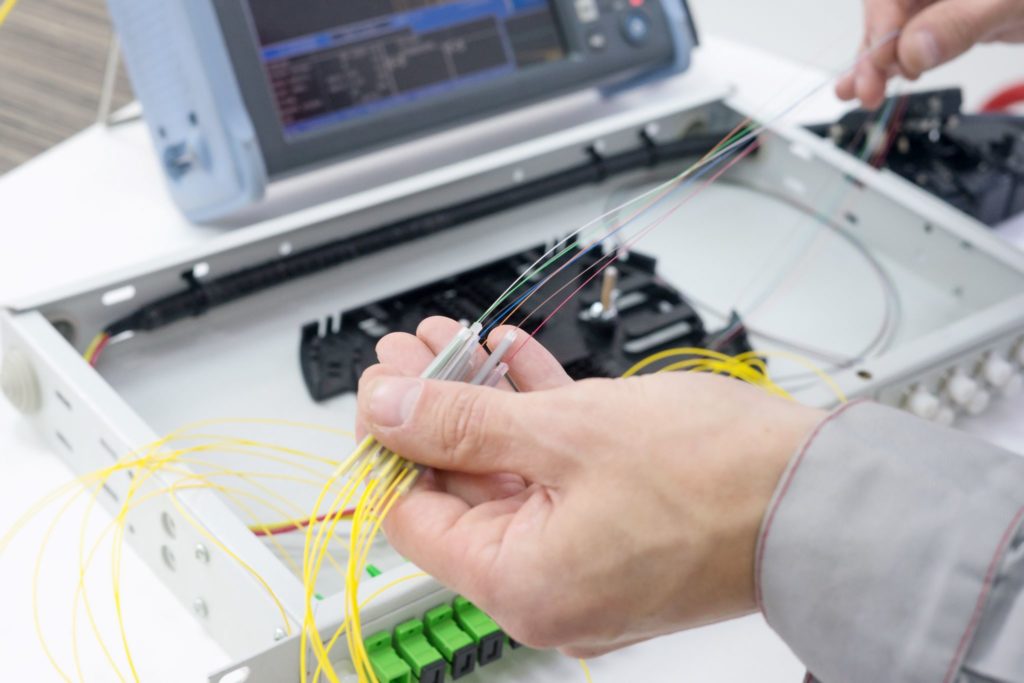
[104,131,753,337]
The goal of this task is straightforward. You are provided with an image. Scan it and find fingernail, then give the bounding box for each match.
[911,30,941,70]
[369,377,422,428]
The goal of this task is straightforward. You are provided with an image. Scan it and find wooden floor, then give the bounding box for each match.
[0,0,133,174]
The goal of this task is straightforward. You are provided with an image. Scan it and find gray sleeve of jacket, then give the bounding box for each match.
[754,400,1024,683]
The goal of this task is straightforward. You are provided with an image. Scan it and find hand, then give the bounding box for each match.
[838,0,1024,108]
[357,317,825,656]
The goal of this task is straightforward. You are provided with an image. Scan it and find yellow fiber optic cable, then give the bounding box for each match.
[17,428,351,681]
[734,350,847,402]
[0,0,19,28]
[621,346,744,378]
[625,345,847,404]
[300,452,378,682]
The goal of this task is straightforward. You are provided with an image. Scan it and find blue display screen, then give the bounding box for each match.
[247,0,567,137]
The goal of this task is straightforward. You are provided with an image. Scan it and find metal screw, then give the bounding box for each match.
[273,627,287,641]
[194,544,210,564]
[193,598,209,618]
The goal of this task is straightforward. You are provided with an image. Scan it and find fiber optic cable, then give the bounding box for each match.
[2,421,365,682]
[489,41,900,341]
[729,89,903,316]
[70,473,332,682]
[516,142,760,353]
[485,134,760,336]
[477,31,901,335]
[0,0,18,27]
[580,658,595,683]
[34,436,354,679]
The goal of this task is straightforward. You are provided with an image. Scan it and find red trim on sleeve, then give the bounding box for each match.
[942,505,1024,683]
[754,399,868,613]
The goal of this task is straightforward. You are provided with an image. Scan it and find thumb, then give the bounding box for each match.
[358,376,558,480]
[898,0,1018,78]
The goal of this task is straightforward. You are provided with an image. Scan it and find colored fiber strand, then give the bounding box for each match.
[516,141,760,354]
[252,509,356,537]
[477,32,900,332]
[84,332,111,367]
[487,133,755,336]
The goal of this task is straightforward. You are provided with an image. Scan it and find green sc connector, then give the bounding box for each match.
[365,630,412,683]
[394,619,447,683]
[452,596,505,666]
[423,604,476,679]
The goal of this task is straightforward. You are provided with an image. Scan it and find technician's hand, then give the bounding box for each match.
[356,317,825,656]
[838,0,1024,108]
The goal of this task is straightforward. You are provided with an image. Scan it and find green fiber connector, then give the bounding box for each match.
[453,597,505,666]
[367,564,382,578]
[424,604,476,678]
[452,597,500,643]
[365,630,412,683]
[394,619,447,683]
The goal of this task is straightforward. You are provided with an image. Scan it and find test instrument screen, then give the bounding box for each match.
[246,0,568,137]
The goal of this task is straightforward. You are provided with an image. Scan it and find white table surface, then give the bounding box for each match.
[1,36,1023,682]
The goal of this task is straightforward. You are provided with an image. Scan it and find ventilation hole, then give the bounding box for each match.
[161,545,177,572]
[188,111,199,126]
[856,370,873,381]
[192,262,211,279]
[99,439,118,461]
[844,211,859,225]
[101,285,136,306]
[960,240,973,251]
[161,511,177,539]
[55,431,73,451]
[923,223,933,234]
[127,524,136,535]
[219,667,252,683]
[953,286,965,298]
[54,390,72,411]
[102,484,120,502]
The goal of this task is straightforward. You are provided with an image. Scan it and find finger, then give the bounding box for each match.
[863,0,913,72]
[376,331,437,374]
[356,364,409,441]
[835,71,857,100]
[898,0,1022,79]
[360,375,565,480]
[855,60,889,109]
[836,34,869,100]
[487,326,572,392]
